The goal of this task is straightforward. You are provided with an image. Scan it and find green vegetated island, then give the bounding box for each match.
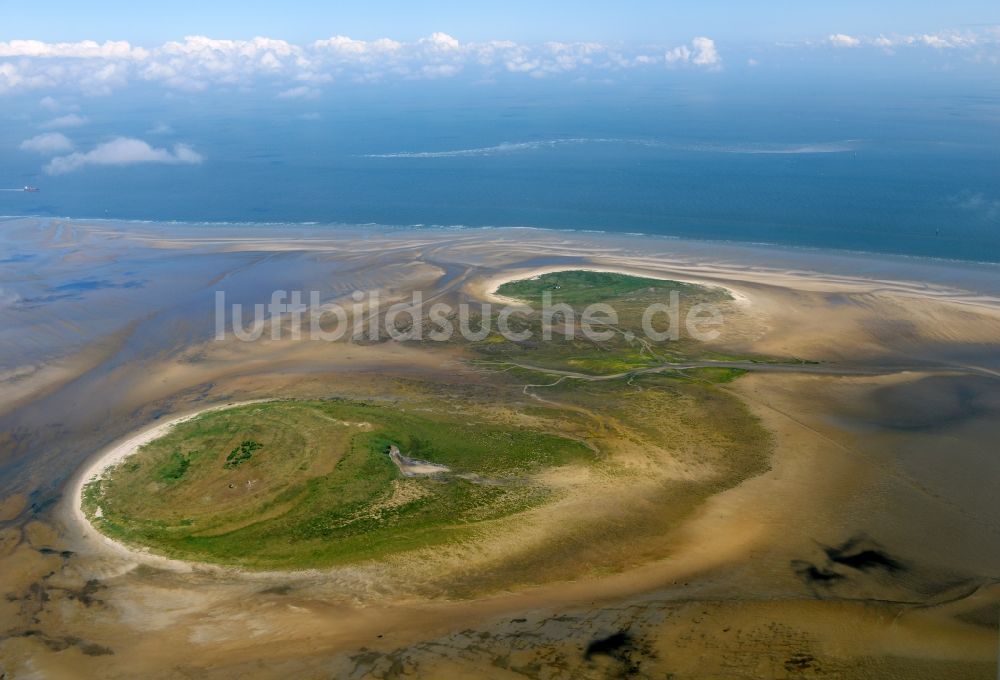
[83,271,774,580]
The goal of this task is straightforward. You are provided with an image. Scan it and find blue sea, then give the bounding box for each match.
[2,74,999,262]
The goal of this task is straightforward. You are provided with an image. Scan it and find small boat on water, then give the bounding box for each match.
[22,186,39,192]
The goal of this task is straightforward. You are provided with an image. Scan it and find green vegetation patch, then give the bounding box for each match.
[682,366,749,384]
[158,451,191,481]
[496,270,726,306]
[474,269,754,376]
[83,399,592,569]
[225,440,262,468]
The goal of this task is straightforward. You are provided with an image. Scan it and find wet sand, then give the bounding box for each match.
[1,217,999,678]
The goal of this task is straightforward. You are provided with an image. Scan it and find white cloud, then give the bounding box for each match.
[822,30,987,51]
[828,34,861,48]
[19,132,74,154]
[277,85,318,99]
[918,34,959,49]
[665,45,692,64]
[0,39,148,60]
[0,33,732,94]
[2,27,992,96]
[44,137,203,174]
[691,37,721,67]
[421,32,461,51]
[137,35,307,91]
[39,114,87,129]
[496,41,608,77]
[313,35,369,54]
[666,37,722,69]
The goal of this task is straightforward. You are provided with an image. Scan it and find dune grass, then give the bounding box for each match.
[83,399,592,569]
[496,270,728,306]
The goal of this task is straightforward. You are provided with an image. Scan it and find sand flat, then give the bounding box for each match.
[1,217,998,678]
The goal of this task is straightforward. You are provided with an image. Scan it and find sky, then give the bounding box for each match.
[1,0,999,45]
[2,7,998,100]
[1,1,998,187]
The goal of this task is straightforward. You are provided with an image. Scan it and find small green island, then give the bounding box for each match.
[82,399,592,569]
[495,269,724,306]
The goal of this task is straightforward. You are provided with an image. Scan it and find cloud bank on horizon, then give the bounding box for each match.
[825,30,993,50]
[41,138,203,174]
[1,27,996,96]
[0,33,720,95]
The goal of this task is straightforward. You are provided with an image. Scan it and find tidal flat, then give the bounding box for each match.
[1,217,1000,678]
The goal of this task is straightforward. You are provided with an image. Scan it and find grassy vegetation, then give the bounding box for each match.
[682,366,749,383]
[83,399,592,569]
[157,451,191,481]
[464,270,760,374]
[496,270,727,306]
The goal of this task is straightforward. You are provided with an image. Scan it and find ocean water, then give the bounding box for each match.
[2,76,999,262]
